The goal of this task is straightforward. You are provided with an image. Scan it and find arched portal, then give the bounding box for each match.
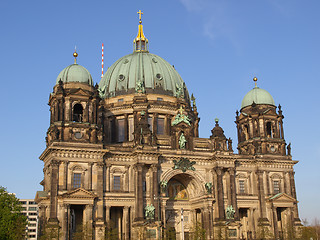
[161,171,213,239]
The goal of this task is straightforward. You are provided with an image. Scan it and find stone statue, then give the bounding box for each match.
[160,180,168,193]
[145,204,155,220]
[179,132,187,149]
[172,106,191,126]
[228,138,233,151]
[287,143,291,156]
[205,182,212,194]
[226,205,235,220]
[175,83,184,98]
[135,79,145,93]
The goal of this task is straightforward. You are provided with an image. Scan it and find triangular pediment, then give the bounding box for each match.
[68,88,91,97]
[61,188,97,199]
[268,192,297,203]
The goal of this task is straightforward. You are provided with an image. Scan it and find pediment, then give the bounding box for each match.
[268,192,297,203]
[61,188,97,199]
[68,88,91,97]
[35,191,49,203]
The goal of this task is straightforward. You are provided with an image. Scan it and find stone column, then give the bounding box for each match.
[96,162,105,221]
[203,207,212,239]
[62,204,70,240]
[215,167,225,220]
[228,168,238,219]
[134,164,144,221]
[63,161,68,190]
[125,166,129,192]
[49,160,60,220]
[85,204,94,238]
[105,206,111,227]
[272,205,279,239]
[256,170,268,221]
[153,113,158,134]
[165,114,171,135]
[289,171,300,221]
[123,206,130,240]
[152,164,159,219]
[106,164,111,192]
[265,171,270,196]
[124,114,128,141]
[88,163,93,191]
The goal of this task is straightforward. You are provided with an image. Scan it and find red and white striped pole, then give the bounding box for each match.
[101,43,104,78]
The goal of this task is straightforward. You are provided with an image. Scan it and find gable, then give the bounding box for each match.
[268,192,297,203]
[61,188,97,199]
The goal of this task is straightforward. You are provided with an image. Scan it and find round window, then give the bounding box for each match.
[118,74,125,81]
[156,73,162,80]
[74,132,82,139]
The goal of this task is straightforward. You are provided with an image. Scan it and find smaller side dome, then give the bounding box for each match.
[241,77,275,109]
[56,64,93,86]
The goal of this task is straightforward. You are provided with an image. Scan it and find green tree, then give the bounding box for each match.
[190,222,206,240]
[0,186,27,240]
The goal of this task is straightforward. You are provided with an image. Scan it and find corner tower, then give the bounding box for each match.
[235,77,287,155]
[47,51,103,146]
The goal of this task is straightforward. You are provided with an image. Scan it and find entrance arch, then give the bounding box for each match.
[161,170,212,239]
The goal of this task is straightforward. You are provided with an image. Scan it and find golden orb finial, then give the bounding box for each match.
[73,47,78,64]
[253,77,258,87]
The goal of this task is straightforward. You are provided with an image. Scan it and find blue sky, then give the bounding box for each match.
[0,0,319,221]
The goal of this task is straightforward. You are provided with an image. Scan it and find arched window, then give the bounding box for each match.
[266,122,273,138]
[73,104,83,122]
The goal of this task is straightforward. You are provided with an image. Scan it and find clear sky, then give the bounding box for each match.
[0,0,319,221]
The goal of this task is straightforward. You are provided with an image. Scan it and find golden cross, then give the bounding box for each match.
[137,10,143,22]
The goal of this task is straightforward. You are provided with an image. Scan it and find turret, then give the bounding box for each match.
[236,77,287,155]
[46,51,103,145]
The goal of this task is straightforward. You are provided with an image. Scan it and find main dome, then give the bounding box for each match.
[98,14,189,100]
[98,52,188,99]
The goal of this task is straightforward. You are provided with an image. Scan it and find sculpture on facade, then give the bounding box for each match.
[172,157,196,172]
[205,182,212,194]
[135,79,145,93]
[226,205,235,220]
[175,83,184,98]
[172,106,191,126]
[145,204,155,220]
[160,180,168,193]
[287,142,291,156]
[179,132,187,149]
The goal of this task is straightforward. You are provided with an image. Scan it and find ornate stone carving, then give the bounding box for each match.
[172,157,196,172]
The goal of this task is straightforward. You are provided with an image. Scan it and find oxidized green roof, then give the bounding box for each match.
[56,64,93,85]
[98,52,189,100]
[241,86,275,109]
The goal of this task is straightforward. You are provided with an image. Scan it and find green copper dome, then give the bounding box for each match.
[98,52,189,99]
[241,86,275,109]
[56,64,93,86]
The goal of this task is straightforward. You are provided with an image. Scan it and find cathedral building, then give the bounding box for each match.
[35,12,301,240]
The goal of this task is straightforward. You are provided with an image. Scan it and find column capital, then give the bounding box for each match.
[214,167,223,175]
[134,163,144,171]
[96,162,105,168]
[51,160,61,167]
[228,167,236,175]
